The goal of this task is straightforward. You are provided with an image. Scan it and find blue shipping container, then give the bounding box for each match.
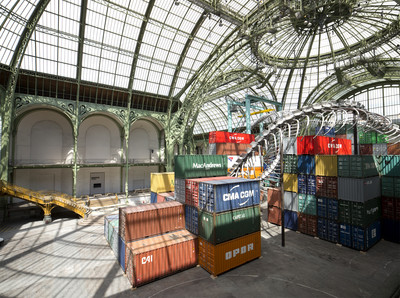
[328,221,339,243]
[318,217,328,240]
[185,205,199,235]
[340,223,352,247]
[150,192,157,203]
[284,210,298,231]
[118,235,126,272]
[307,175,316,195]
[198,178,260,213]
[352,221,381,251]
[317,197,328,218]
[298,174,307,194]
[316,126,335,137]
[297,155,315,174]
[328,199,339,221]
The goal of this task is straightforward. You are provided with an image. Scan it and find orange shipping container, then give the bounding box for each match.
[198,231,261,276]
[125,230,198,288]
[267,188,282,208]
[119,201,185,242]
[387,143,400,155]
[209,143,251,155]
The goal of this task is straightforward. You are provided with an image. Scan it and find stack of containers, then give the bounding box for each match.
[358,129,388,156]
[376,155,400,243]
[104,214,124,270]
[150,172,175,203]
[118,201,198,288]
[197,177,261,276]
[337,155,382,250]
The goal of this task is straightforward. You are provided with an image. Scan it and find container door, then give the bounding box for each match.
[90,172,105,195]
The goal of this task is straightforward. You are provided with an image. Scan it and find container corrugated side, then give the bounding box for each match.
[284,191,298,212]
[297,213,317,236]
[150,172,175,193]
[381,196,396,219]
[283,137,297,154]
[125,230,198,288]
[284,210,298,230]
[198,231,261,276]
[150,192,157,203]
[283,173,298,192]
[283,154,298,174]
[382,219,400,243]
[340,223,352,247]
[297,155,315,175]
[337,176,380,202]
[373,143,387,155]
[198,178,260,213]
[376,155,400,177]
[174,155,228,179]
[209,143,251,155]
[352,221,381,251]
[174,178,186,203]
[198,206,260,245]
[339,200,352,224]
[298,194,317,215]
[185,205,199,235]
[121,201,185,242]
[315,155,337,177]
[351,197,381,227]
[209,131,255,144]
[268,188,282,208]
[157,192,175,203]
[268,206,282,225]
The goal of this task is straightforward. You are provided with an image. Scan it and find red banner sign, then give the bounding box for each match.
[209,131,255,144]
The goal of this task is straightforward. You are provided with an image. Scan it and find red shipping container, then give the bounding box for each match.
[359,144,373,155]
[156,192,174,203]
[382,197,396,219]
[298,213,317,236]
[267,188,282,208]
[316,176,327,197]
[387,143,400,155]
[209,131,255,144]
[210,143,251,155]
[125,230,198,288]
[326,177,338,198]
[297,136,351,155]
[119,201,185,242]
[268,206,282,225]
[185,176,235,207]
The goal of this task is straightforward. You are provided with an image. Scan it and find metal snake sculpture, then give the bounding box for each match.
[228,100,400,186]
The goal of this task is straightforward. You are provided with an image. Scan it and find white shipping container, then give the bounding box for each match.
[284,191,299,212]
[283,137,297,154]
[373,143,387,156]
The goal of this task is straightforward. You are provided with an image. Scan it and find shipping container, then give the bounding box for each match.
[337,155,378,178]
[381,176,395,197]
[298,174,316,195]
[340,223,352,247]
[283,173,298,192]
[376,133,388,144]
[150,192,157,203]
[351,197,381,227]
[198,206,260,244]
[297,136,351,155]
[382,218,400,243]
[268,188,282,208]
[284,210,298,230]
[174,178,186,203]
[352,221,381,251]
[359,130,377,144]
[198,178,260,213]
[268,205,282,225]
[209,143,251,155]
[387,143,400,155]
[119,201,185,242]
[339,200,352,224]
[150,172,175,193]
[125,230,198,288]
[373,143,387,156]
[283,137,297,155]
[318,218,339,243]
[337,176,380,202]
[185,205,199,235]
[185,176,235,207]
[283,154,298,174]
[118,235,126,272]
[376,156,400,177]
[359,144,373,155]
[227,155,263,171]
[174,155,228,179]
[209,131,255,144]
[104,214,118,242]
[317,176,337,198]
[381,197,396,220]
[298,213,317,236]
[157,192,175,202]
[298,193,317,215]
[297,155,315,175]
[284,191,298,212]
[317,197,338,220]
[315,126,335,137]
[198,231,261,276]
[315,155,337,177]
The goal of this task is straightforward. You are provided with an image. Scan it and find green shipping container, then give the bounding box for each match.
[198,206,260,245]
[381,176,400,198]
[351,198,381,227]
[339,200,352,224]
[174,155,228,179]
[298,194,317,216]
[359,130,377,144]
[337,155,378,178]
[283,154,298,174]
[376,133,387,144]
[376,156,400,177]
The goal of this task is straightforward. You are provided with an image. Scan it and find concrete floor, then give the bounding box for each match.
[0,215,399,298]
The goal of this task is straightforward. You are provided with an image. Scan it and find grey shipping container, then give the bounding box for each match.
[174,178,186,203]
[372,143,387,156]
[284,191,298,212]
[337,176,380,203]
[283,137,297,154]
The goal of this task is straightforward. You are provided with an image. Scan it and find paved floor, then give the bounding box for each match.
[0,216,399,298]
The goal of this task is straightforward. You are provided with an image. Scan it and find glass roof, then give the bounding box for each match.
[1,0,400,135]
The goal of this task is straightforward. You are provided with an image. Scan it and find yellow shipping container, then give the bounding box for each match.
[283,173,298,192]
[315,155,338,177]
[231,167,263,179]
[198,231,261,276]
[150,172,175,193]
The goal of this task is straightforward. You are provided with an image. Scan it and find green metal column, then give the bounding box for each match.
[227,102,233,132]
[72,115,79,198]
[245,96,251,134]
[124,118,130,198]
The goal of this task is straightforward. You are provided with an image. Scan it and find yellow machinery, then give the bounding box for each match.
[0,180,89,222]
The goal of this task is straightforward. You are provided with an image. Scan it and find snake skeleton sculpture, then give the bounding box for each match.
[228,100,400,186]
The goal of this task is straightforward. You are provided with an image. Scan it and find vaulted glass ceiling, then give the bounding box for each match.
[1,0,400,135]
